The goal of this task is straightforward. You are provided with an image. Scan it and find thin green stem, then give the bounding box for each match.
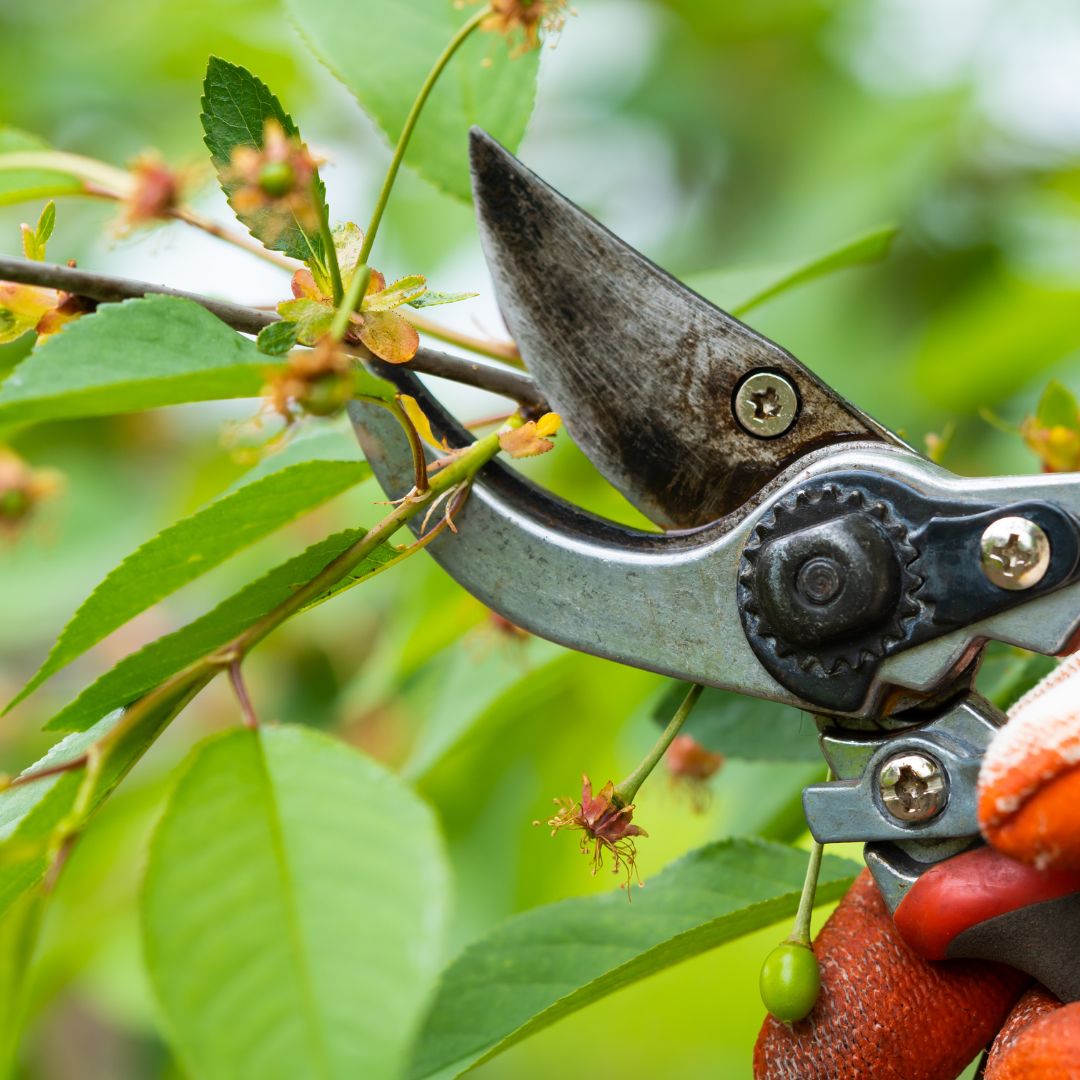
[230,419,515,656]
[788,839,825,946]
[6,418,522,803]
[330,264,371,341]
[317,190,344,305]
[615,683,704,805]
[788,768,833,946]
[359,5,491,264]
[0,150,134,195]
[387,395,429,494]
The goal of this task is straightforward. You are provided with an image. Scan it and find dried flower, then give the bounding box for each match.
[0,449,63,534]
[480,0,571,53]
[489,609,530,640]
[0,280,91,344]
[1020,381,1080,473]
[264,337,353,421]
[119,153,185,230]
[538,774,647,890]
[226,120,322,240]
[665,734,724,812]
[498,412,561,458]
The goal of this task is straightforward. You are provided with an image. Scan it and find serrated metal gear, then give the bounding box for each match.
[738,483,923,678]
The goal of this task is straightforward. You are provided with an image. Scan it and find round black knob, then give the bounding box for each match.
[753,511,902,648]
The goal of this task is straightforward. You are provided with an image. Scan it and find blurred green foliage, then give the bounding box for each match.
[0,0,1078,1077]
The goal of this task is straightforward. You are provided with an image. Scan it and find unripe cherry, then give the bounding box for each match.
[759,940,820,1023]
[258,160,296,197]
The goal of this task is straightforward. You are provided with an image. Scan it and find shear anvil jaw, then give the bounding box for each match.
[803,694,1000,849]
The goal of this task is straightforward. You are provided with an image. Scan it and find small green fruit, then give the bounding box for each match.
[759,940,820,1023]
[299,372,352,417]
[258,160,296,198]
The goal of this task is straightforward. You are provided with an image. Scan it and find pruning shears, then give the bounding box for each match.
[350,130,1080,1000]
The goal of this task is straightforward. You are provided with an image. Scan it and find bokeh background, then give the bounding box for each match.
[1,0,1079,1076]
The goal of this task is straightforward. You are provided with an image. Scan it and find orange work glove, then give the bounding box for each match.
[755,658,1080,1080]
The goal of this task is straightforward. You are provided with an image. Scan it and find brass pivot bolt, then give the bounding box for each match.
[979,516,1051,591]
[877,751,947,823]
[734,371,799,438]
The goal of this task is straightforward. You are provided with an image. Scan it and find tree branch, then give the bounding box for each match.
[0,256,546,411]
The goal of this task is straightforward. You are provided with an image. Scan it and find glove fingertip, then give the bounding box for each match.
[984,987,1080,1079]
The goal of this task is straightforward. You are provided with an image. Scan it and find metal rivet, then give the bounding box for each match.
[979,516,1051,591]
[877,751,947,823]
[733,371,799,438]
[796,556,844,606]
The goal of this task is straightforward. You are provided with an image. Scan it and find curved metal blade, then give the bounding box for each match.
[470,128,900,528]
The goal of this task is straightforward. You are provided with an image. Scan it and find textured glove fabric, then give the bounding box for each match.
[984,985,1080,1078]
[979,654,1080,872]
[753,871,1025,1080]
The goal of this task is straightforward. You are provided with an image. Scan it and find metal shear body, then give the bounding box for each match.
[350,130,1080,999]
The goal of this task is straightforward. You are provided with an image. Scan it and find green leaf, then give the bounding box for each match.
[288,0,540,202]
[404,638,566,781]
[1036,380,1080,431]
[10,456,370,710]
[34,200,56,248]
[410,839,858,1079]
[0,889,43,1072]
[366,275,427,312]
[0,296,278,428]
[980,644,1057,711]
[686,224,898,315]
[200,57,327,269]
[654,682,821,762]
[407,291,478,309]
[44,526,400,732]
[20,201,54,261]
[0,679,203,919]
[143,725,448,1080]
[278,298,335,345]
[914,272,1080,411]
[0,127,85,207]
[257,319,300,356]
[330,221,365,289]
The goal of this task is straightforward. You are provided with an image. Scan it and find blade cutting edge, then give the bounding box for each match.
[470,128,900,527]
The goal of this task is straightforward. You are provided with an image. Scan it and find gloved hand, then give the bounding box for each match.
[754,657,1080,1080]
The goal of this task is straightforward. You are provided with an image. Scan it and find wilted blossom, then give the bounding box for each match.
[539,774,647,891]
[0,449,63,534]
[264,337,353,421]
[118,153,185,230]
[226,119,322,239]
[498,412,561,458]
[0,280,92,344]
[665,733,724,813]
[480,0,571,53]
[1019,380,1080,473]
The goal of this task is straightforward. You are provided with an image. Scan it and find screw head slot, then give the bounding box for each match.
[980,516,1051,591]
[733,371,799,439]
[877,751,947,823]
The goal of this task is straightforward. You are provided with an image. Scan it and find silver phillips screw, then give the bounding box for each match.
[733,371,799,438]
[980,516,1051,591]
[877,751,948,823]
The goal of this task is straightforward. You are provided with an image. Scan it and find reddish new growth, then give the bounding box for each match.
[539,774,647,891]
[666,733,724,813]
[226,120,321,239]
